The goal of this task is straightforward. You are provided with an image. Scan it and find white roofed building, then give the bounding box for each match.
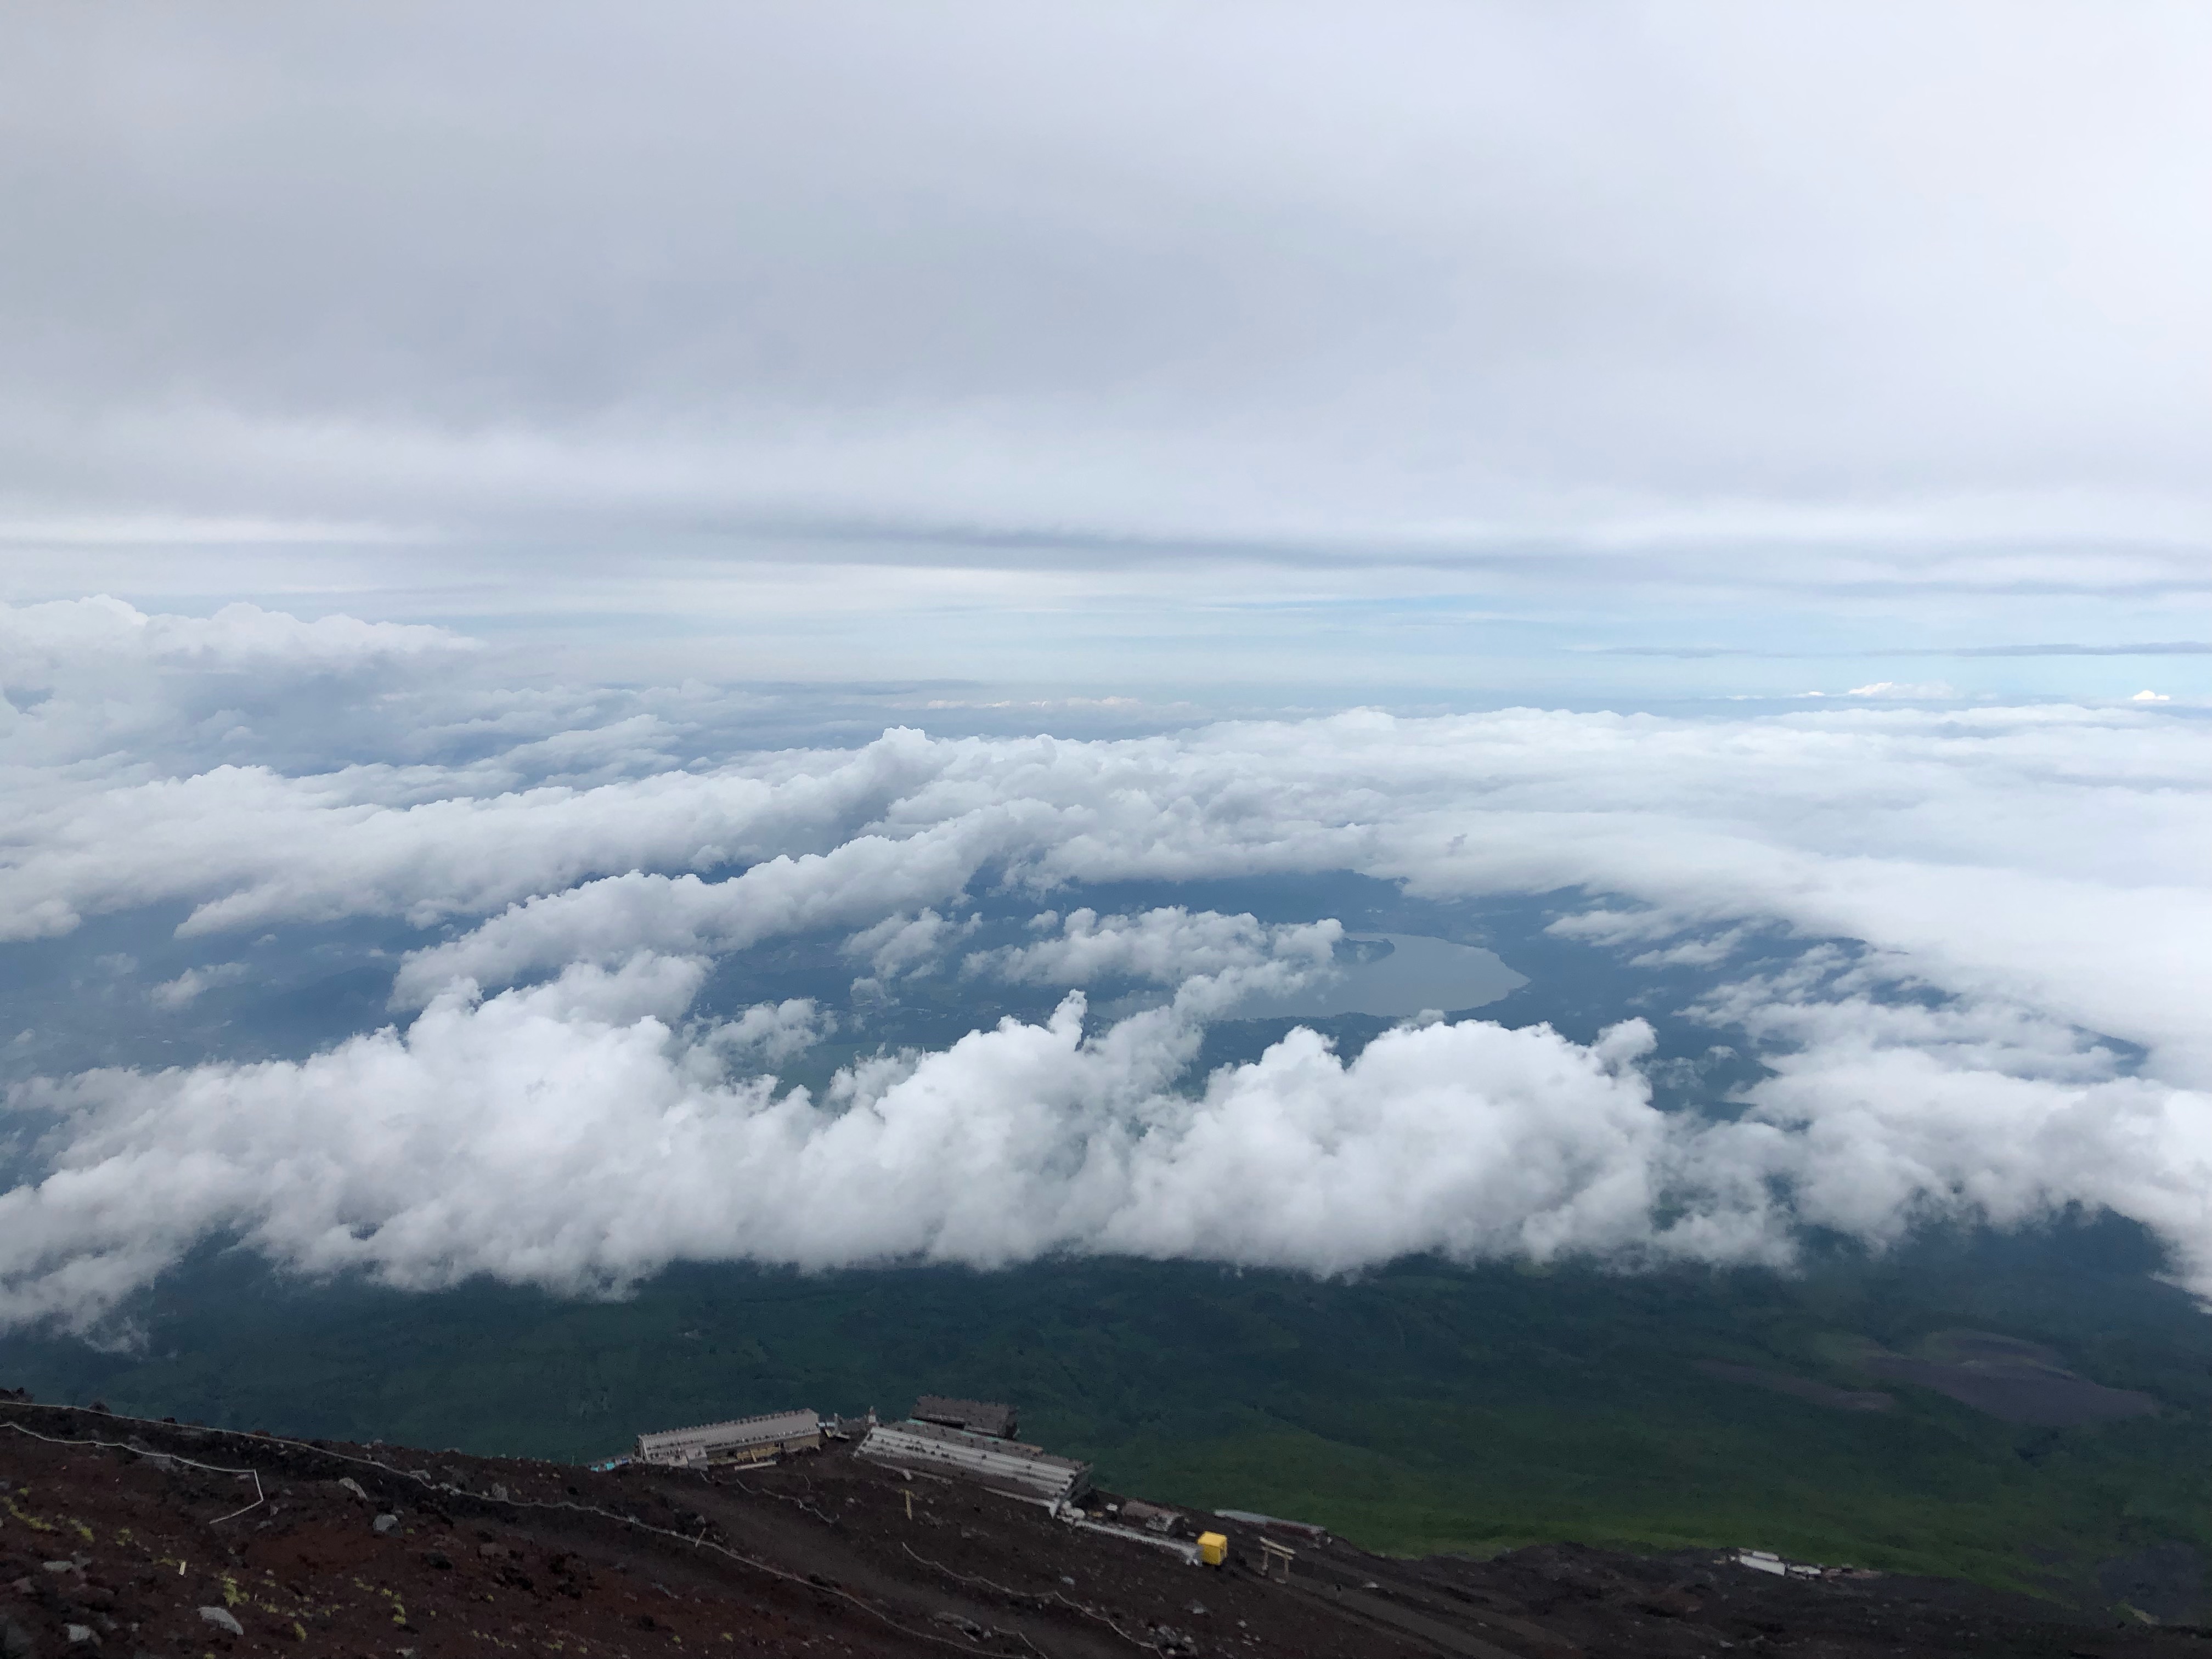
[635,1408,821,1468]
[857,1419,1091,1506]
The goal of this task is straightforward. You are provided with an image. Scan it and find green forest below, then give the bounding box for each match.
[4,1216,2207,1612]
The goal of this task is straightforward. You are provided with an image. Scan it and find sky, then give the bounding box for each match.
[0,0,2204,700]
[0,4,2208,1334]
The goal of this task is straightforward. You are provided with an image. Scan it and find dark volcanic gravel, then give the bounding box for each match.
[0,1397,2200,1658]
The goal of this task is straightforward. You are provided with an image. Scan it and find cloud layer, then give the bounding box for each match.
[0,599,2206,1330]
[0,958,1732,1331]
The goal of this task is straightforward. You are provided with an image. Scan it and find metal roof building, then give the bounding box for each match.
[911,1396,1019,1439]
[635,1408,821,1468]
[857,1419,1091,1506]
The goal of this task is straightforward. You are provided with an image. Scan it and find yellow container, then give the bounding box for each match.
[1197,1531,1228,1567]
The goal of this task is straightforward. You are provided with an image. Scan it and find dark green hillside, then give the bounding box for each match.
[4,1216,2208,1612]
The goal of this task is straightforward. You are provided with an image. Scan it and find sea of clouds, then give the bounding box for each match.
[0,596,2205,1332]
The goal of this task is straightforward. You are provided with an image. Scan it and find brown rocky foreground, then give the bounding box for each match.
[0,1396,2199,1659]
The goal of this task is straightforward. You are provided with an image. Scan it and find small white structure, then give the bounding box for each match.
[636,1408,821,1468]
[1119,1498,1184,1535]
[856,1419,1092,1506]
[1056,1506,1204,1565]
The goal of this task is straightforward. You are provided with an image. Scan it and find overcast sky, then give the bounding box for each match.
[1,1,2205,699]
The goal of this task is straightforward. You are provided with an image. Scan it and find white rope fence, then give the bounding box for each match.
[2,1415,266,1525]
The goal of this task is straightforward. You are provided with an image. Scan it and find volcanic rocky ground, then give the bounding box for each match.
[1,1394,2203,1659]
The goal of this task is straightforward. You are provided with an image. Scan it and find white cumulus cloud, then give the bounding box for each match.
[973,907,1341,991]
[148,963,250,1009]
[0,953,1778,1332]
[1844,681,1958,699]
[1,603,2208,1329]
